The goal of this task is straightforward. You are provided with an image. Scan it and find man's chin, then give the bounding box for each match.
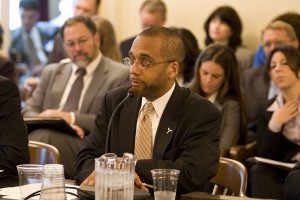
[130,86,142,96]
[74,60,89,68]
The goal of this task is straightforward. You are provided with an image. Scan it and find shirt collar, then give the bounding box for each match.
[71,51,102,76]
[267,93,284,112]
[208,92,218,103]
[140,83,176,118]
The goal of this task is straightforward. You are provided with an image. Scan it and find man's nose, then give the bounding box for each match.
[130,61,140,74]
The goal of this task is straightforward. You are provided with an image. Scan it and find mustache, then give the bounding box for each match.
[74,51,88,58]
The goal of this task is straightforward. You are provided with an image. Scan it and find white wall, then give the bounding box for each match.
[1,0,300,53]
[99,0,300,51]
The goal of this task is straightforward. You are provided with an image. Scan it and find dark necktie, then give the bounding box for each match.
[25,32,41,68]
[62,68,87,112]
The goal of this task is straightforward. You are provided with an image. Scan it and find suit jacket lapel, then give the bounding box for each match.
[80,58,107,112]
[48,63,72,109]
[153,84,184,159]
[118,96,141,153]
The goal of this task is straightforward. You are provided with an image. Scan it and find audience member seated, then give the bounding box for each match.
[92,16,121,62]
[252,12,300,68]
[0,76,30,180]
[47,0,101,64]
[9,0,58,85]
[74,26,221,195]
[120,0,166,58]
[25,0,102,96]
[0,24,17,85]
[22,16,130,179]
[284,160,300,200]
[169,27,200,85]
[250,45,300,199]
[204,5,253,74]
[242,21,299,135]
[188,44,247,154]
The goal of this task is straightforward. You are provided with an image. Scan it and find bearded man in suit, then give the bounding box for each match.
[75,26,221,195]
[23,16,129,179]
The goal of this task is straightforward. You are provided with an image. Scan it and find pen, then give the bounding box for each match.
[142,182,154,189]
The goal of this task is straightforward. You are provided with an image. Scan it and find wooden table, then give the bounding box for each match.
[181,192,276,200]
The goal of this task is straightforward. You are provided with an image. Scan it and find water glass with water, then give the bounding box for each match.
[151,169,180,200]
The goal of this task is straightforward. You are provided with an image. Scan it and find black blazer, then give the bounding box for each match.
[0,56,17,84]
[0,76,29,179]
[75,83,221,194]
[257,98,300,162]
[284,161,300,199]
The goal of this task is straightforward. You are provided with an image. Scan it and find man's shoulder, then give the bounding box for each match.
[101,56,126,67]
[105,85,132,102]
[100,57,129,73]
[43,61,71,73]
[10,28,22,40]
[177,87,219,112]
[0,76,17,95]
[178,88,222,123]
[36,22,60,38]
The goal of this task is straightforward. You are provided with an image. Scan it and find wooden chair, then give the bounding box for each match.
[229,141,257,162]
[209,157,248,196]
[29,140,60,164]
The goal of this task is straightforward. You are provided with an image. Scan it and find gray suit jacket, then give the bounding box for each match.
[215,99,240,149]
[23,56,130,132]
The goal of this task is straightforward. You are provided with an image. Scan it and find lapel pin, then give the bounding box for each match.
[167,127,173,134]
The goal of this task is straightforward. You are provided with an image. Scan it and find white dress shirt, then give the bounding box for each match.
[136,83,176,146]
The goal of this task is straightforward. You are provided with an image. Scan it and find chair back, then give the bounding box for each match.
[209,157,247,196]
[229,141,257,162]
[29,140,60,164]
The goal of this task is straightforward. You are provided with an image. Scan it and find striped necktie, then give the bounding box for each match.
[134,102,154,160]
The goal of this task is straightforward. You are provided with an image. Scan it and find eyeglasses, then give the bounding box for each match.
[263,40,291,48]
[64,37,89,49]
[122,57,175,69]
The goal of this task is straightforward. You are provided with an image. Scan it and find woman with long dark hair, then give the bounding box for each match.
[204,6,253,73]
[188,43,247,153]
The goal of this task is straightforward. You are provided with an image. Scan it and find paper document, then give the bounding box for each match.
[248,156,296,170]
[0,183,79,200]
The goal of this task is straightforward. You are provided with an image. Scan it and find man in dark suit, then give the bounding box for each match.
[23,16,129,179]
[0,76,30,182]
[120,0,166,59]
[75,26,221,195]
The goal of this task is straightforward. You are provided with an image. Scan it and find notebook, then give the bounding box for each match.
[24,117,77,136]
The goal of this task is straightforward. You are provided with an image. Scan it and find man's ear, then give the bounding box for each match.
[167,61,179,78]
